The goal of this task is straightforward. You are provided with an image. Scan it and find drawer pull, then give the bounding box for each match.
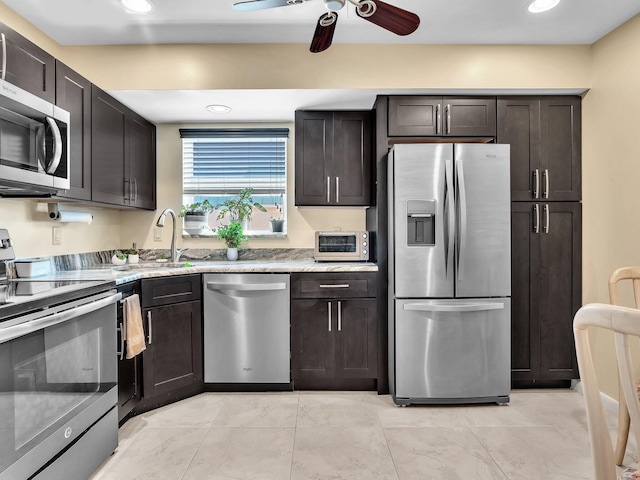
[319,284,350,289]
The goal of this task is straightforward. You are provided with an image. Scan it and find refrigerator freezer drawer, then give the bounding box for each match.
[393,298,510,403]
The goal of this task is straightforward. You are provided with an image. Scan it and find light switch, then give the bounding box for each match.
[52,226,62,245]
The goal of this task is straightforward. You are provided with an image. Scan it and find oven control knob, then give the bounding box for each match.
[363,241,368,247]
[64,427,72,439]
[363,249,368,256]
[362,233,367,239]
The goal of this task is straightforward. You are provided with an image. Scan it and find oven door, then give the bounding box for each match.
[0,291,120,480]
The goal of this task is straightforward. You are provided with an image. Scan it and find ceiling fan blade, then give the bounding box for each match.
[310,12,338,53]
[233,0,306,12]
[355,0,420,36]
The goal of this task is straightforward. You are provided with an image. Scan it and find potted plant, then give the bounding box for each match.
[215,188,267,229]
[111,250,127,266]
[269,216,284,233]
[127,242,140,264]
[180,199,216,234]
[216,220,246,261]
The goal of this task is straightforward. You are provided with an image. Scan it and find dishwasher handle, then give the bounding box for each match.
[206,282,287,292]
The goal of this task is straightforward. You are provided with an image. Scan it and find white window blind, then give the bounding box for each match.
[181,128,288,196]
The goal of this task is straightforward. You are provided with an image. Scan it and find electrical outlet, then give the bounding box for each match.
[52,226,62,245]
[154,227,162,242]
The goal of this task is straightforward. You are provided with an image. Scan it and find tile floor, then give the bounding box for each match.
[89,389,631,480]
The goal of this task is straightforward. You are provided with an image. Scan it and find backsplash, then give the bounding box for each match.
[5,248,316,278]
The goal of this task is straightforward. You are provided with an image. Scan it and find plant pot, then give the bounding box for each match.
[226,247,238,261]
[269,219,284,233]
[112,255,126,266]
[128,254,139,264]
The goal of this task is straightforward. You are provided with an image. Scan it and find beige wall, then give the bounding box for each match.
[581,14,640,398]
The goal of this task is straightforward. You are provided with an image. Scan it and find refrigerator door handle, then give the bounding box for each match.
[403,302,505,313]
[455,158,468,281]
[444,158,455,279]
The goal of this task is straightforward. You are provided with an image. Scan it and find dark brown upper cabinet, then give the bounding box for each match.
[498,96,581,202]
[55,61,92,201]
[295,110,371,206]
[388,96,496,137]
[91,85,156,209]
[0,22,55,103]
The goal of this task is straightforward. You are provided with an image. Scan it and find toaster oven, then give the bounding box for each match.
[314,231,370,262]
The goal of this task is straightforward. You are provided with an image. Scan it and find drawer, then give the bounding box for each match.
[291,272,377,299]
[141,274,201,307]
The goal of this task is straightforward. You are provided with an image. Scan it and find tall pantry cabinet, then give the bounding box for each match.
[498,96,582,386]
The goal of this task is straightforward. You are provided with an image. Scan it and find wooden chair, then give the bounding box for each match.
[574,303,640,480]
[609,266,640,465]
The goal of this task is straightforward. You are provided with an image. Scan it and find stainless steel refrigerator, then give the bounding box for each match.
[388,143,511,406]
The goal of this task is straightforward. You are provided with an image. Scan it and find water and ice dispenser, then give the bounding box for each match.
[407,200,436,246]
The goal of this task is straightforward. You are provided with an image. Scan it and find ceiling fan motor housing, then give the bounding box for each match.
[325,0,345,11]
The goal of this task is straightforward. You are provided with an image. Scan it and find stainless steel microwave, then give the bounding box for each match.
[0,78,70,196]
[314,231,371,262]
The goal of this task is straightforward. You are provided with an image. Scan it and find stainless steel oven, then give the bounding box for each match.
[0,289,121,480]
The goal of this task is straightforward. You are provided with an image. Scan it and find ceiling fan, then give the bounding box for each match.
[232,0,420,53]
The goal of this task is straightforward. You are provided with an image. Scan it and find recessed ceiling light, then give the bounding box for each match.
[121,0,153,14]
[528,0,560,13]
[206,105,232,114]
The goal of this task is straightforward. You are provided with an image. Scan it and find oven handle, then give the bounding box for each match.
[0,292,122,344]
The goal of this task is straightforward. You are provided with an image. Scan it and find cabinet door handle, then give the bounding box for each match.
[336,177,340,204]
[327,176,331,203]
[435,104,440,135]
[543,169,549,199]
[319,284,350,289]
[544,204,550,234]
[337,301,342,331]
[1,33,6,81]
[147,311,153,344]
[533,169,540,199]
[133,179,138,203]
[327,301,332,332]
[446,104,451,134]
[117,324,125,361]
[124,179,130,202]
[533,204,540,234]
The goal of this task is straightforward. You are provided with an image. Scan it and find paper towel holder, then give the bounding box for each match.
[47,203,93,223]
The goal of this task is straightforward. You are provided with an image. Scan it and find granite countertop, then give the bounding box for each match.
[34,260,378,285]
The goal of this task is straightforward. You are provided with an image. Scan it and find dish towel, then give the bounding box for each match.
[124,294,146,359]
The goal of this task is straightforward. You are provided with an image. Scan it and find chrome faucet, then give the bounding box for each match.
[155,208,179,263]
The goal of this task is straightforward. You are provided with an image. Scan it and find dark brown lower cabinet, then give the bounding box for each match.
[134,275,203,413]
[511,202,582,387]
[291,274,377,390]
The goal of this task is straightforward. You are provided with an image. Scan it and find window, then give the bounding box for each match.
[180,128,288,234]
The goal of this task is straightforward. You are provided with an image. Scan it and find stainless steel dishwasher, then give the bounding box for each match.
[203,273,290,384]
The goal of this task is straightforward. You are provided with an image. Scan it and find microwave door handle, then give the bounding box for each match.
[44,117,63,174]
[1,33,6,80]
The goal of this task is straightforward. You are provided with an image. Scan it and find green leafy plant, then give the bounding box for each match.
[215,188,266,223]
[179,199,216,217]
[156,252,167,260]
[216,221,247,248]
[114,250,127,260]
[127,242,139,255]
